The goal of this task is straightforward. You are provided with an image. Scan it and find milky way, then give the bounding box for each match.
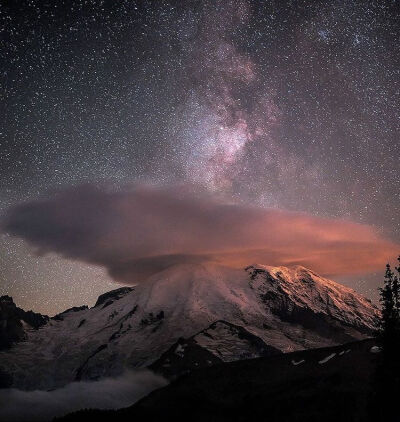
[0,0,399,314]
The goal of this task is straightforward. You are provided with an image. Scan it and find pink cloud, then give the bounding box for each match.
[2,184,397,284]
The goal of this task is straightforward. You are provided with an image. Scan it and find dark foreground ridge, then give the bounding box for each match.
[58,338,379,422]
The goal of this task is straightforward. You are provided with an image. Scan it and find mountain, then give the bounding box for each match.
[0,295,49,350]
[59,339,380,422]
[0,263,379,390]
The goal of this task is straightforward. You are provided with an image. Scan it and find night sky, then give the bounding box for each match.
[1,0,399,315]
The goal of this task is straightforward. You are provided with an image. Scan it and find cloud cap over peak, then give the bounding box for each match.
[2,184,397,283]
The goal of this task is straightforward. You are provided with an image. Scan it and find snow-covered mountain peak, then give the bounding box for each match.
[0,262,379,390]
[245,263,378,332]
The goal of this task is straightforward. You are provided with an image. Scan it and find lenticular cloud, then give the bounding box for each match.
[1,183,397,283]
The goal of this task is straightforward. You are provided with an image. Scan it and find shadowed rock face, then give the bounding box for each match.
[0,296,49,350]
[150,320,282,379]
[94,287,134,308]
[53,306,89,321]
[0,296,25,350]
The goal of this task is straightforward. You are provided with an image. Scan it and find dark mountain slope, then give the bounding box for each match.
[0,296,49,350]
[58,338,380,422]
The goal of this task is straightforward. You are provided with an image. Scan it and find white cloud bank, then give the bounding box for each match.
[0,370,167,421]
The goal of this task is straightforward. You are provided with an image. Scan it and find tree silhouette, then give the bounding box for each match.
[378,262,400,352]
[369,256,400,421]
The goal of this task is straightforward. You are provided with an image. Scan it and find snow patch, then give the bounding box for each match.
[174,344,185,357]
[318,353,336,364]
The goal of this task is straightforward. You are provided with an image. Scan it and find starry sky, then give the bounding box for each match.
[1,0,399,315]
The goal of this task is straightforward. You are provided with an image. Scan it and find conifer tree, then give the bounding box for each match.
[395,256,400,313]
[378,263,397,351]
[378,257,400,354]
[369,256,400,421]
